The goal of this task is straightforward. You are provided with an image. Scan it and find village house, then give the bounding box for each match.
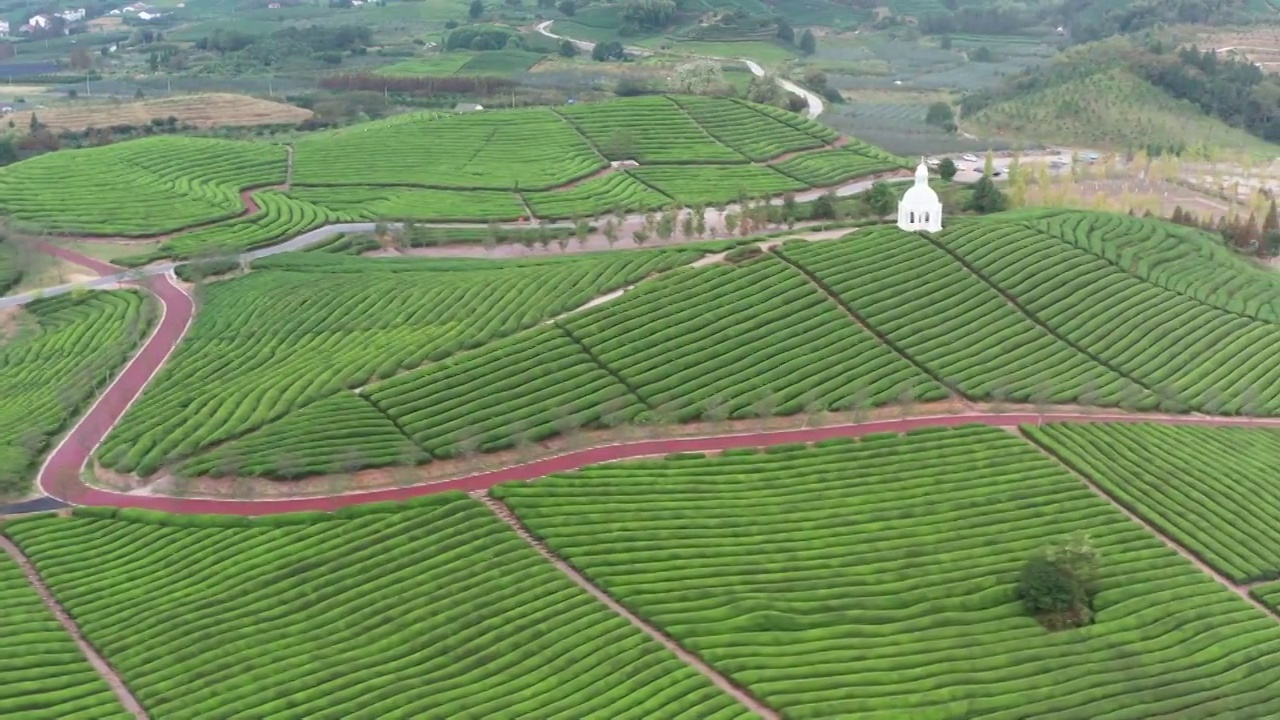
[0,20,10,36]
[58,8,85,21]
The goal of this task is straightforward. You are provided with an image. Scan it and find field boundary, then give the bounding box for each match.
[917,230,1157,394]
[1018,428,1280,622]
[476,491,782,720]
[0,535,150,718]
[771,248,966,400]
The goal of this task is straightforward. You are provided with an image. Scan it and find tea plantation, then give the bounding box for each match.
[1027,422,1280,584]
[0,552,131,719]
[0,291,151,498]
[118,208,1280,482]
[2,495,755,719]
[495,425,1280,718]
[0,95,905,264]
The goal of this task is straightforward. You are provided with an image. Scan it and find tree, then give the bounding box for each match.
[556,0,575,14]
[938,157,958,181]
[592,41,626,62]
[69,46,92,71]
[669,60,725,95]
[866,181,896,217]
[746,73,783,106]
[969,45,993,62]
[965,175,1008,214]
[983,149,995,176]
[925,101,955,129]
[602,128,636,159]
[134,87,146,100]
[1264,198,1279,236]
[776,19,795,45]
[798,29,816,55]
[1017,532,1100,630]
[559,39,578,57]
[469,0,483,17]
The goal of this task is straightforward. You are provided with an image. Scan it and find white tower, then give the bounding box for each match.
[897,158,943,233]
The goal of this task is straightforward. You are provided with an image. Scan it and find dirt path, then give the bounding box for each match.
[0,536,149,719]
[1018,429,1280,622]
[477,492,781,720]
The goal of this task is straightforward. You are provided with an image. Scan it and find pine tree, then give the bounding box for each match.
[1264,199,1279,235]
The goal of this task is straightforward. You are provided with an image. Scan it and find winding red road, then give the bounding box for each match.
[34,245,196,508]
[25,245,1280,517]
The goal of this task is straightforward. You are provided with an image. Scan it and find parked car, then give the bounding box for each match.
[962,153,979,162]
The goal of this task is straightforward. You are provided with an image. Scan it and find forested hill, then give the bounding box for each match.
[908,0,1272,43]
[961,36,1280,148]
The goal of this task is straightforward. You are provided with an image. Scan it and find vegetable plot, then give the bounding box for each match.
[2,495,753,720]
[497,425,1280,718]
[0,136,286,236]
[1027,422,1280,584]
[0,553,130,720]
[628,165,806,206]
[0,291,150,496]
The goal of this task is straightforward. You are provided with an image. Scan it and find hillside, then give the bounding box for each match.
[967,67,1277,155]
[961,35,1280,154]
[0,95,906,265]
[79,208,1280,481]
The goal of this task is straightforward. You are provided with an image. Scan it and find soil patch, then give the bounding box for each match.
[8,93,312,132]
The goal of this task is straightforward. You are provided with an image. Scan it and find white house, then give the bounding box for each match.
[27,14,51,28]
[897,158,943,233]
[136,11,165,20]
[58,8,85,21]
[0,20,10,36]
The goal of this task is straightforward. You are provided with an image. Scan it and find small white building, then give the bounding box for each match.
[59,8,85,21]
[897,158,943,233]
[0,20,10,36]
[27,14,51,28]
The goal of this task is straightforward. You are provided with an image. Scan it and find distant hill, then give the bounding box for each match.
[966,67,1276,155]
[960,36,1280,155]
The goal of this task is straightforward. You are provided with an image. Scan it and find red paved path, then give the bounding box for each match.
[30,245,1280,517]
[34,246,196,508]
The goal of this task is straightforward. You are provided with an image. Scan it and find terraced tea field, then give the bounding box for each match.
[2,495,754,719]
[778,227,1152,406]
[933,217,1280,414]
[1027,422,1280,584]
[0,96,900,262]
[0,137,287,236]
[0,551,131,719]
[0,291,150,497]
[496,425,1280,718]
[100,250,700,476]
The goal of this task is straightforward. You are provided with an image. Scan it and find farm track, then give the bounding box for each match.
[476,491,782,720]
[0,535,149,719]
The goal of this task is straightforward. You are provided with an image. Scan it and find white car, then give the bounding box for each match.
[961,153,979,162]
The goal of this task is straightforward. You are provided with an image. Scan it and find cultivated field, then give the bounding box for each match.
[101,249,702,477]
[90,208,1280,482]
[0,137,288,236]
[496,424,1280,717]
[0,95,900,263]
[0,551,130,718]
[8,93,313,132]
[0,291,150,498]
[1029,422,1280,584]
[2,494,754,719]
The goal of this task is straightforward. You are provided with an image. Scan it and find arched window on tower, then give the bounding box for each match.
[909,212,916,223]
[924,212,930,223]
